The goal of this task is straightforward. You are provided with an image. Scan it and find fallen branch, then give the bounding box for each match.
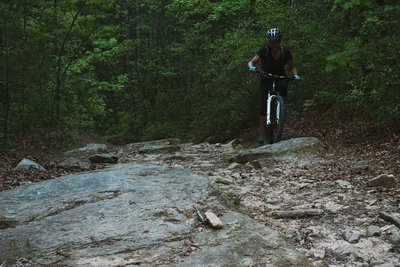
[379,211,400,229]
[271,209,324,219]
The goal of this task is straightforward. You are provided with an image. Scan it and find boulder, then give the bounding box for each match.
[57,157,91,171]
[14,158,47,172]
[369,174,397,188]
[65,143,109,155]
[89,154,119,164]
[235,137,322,163]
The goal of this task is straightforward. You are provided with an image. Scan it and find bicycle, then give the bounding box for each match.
[256,71,295,145]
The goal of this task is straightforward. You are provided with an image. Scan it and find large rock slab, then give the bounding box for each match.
[0,162,309,266]
[235,137,322,163]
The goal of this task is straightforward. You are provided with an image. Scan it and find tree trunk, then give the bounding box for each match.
[52,0,59,123]
[2,19,10,143]
[135,0,148,124]
[53,0,85,123]
[123,0,136,115]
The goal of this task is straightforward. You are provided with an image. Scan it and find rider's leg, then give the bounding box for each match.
[258,115,265,134]
[258,79,269,132]
[276,80,288,100]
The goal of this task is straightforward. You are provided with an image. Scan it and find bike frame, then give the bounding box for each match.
[256,71,293,144]
[266,79,281,125]
[258,71,289,124]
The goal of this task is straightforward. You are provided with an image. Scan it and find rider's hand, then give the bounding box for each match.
[294,74,301,80]
[248,66,256,72]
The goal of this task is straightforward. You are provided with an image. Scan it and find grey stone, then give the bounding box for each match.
[0,162,309,267]
[334,243,355,256]
[13,158,47,172]
[235,137,322,163]
[65,143,109,154]
[312,248,326,259]
[337,180,353,189]
[367,225,382,237]
[352,251,369,263]
[127,139,181,154]
[204,211,223,229]
[344,230,361,243]
[227,162,241,169]
[57,157,91,170]
[89,153,118,163]
[369,174,397,188]
[214,176,234,185]
[231,172,242,180]
[389,232,400,245]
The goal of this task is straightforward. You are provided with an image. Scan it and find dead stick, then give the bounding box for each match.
[379,211,400,229]
[271,209,323,219]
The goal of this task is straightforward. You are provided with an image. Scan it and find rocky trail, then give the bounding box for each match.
[1,114,400,266]
[171,141,400,266]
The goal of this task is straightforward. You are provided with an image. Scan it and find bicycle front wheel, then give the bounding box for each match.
[265,95,285,144]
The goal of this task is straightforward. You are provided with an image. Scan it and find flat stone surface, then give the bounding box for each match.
[0,162,309,266]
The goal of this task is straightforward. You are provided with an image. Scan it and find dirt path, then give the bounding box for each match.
[1,114,399,266]
[145,113,399,266]
[170,142,399,266]
[112,117,400,266]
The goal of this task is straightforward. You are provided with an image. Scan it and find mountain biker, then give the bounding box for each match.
[247,27,300,143]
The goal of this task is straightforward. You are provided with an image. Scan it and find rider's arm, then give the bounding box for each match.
[248,54,261,68]
[287,59,298,76]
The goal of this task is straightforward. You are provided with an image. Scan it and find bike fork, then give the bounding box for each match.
[266,97,280,125]
[266,82,277,125]
[266,95,272,125]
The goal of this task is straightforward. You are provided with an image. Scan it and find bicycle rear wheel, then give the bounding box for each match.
[265,95,285,144]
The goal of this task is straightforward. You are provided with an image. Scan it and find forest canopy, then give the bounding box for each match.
[1,0,399,144]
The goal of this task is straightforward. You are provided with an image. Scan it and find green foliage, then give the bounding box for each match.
[104,112,143,144]
[226,191,242,206]
[1,0,399,144]
[325,38,365,72]
[303,90,338,111]
[318,1,400,119]
[142,121,181,141]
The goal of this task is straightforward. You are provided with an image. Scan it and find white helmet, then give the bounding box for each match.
[266,28,282,40]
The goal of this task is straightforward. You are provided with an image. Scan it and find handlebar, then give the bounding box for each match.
[255,71,294,81]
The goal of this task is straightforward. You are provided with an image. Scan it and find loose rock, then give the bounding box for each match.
[89,154,119,164]
[369,174,397,188]
[367,225,381,237]
[57,157,91,171]
[214,177,234,185]
[344,230,361,243]
[334,242,355,256]
[14,158,47,172]
[205,211,223,229]
[65,143,108,154]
